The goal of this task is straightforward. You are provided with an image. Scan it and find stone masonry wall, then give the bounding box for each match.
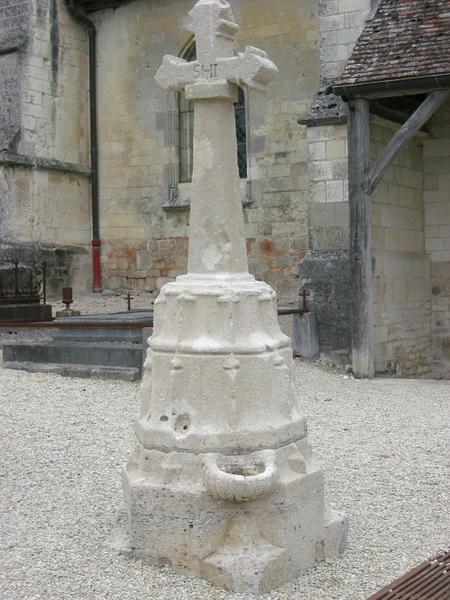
[301,114,433,374]
[318,0,371,84]
[300,0,372,353]
[91,0,319,302]
[19,0,89,163]
[300,123,350,351]
[424,99,450,379]
[0,0,91,292]
[371,117,431,377]
[0,0,29,153]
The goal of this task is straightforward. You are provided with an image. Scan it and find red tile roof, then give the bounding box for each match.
[338,0,450,87]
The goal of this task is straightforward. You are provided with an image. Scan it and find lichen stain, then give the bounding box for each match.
[108,243,137,266]
[260,239,276,256]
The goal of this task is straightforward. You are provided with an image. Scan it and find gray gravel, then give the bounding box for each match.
[1,362,448,600]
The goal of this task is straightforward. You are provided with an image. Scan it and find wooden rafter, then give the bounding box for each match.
[366,90,450,195]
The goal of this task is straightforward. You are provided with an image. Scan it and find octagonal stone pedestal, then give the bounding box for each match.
[120,274,347,594]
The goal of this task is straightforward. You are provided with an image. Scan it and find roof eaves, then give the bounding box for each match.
[333,73,450,99]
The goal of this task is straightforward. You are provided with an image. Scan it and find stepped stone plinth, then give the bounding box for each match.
[120,0,347,593]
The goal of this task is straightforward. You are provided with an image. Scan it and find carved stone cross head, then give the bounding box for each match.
[188,0,238,64]
[155,0,277,98]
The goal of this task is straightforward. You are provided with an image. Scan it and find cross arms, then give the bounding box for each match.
[155,46,278,94]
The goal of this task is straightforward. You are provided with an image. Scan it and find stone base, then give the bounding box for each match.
[0,303,52,322]
[122,440,348,594]
[121,272,347,592]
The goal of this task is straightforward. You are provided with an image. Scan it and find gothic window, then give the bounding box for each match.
[178,41,247,183]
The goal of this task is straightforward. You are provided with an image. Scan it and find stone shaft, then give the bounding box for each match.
[188,95,247,274]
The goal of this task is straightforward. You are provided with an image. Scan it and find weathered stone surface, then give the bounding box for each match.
[121,1,347,593]
[0,303,52,322]
[0,0,29,153]
[0,0,91,293]
[300,249,351,353]
[2,310,153,381]
[292,312,320,360]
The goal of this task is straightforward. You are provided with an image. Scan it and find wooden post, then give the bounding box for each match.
[348,98,374,378]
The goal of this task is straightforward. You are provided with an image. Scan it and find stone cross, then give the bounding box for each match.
[156,1,277,94]
[155,0,277,274]
[120,1,347,594]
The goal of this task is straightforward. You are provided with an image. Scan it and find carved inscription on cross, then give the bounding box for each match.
[155,0,278,97]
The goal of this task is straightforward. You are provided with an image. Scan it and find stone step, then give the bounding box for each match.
[2,361,141,381]
[2,339,145,369]
[52,326,151,344]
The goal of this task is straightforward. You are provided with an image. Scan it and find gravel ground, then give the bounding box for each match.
[0,362,448,600]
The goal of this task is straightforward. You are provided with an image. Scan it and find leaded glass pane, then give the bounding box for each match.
[178,43,196,183]
[235,87,247,179]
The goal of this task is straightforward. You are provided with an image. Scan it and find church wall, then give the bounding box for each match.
[19,0,89,164]
[0,0,29,151]
[300,123,351,352]
[318,0,371,85]
[0,0,91,293]
[424,100,450,379]
[371,117,431,377]
[299,0,371,354]
[91,0,319,302]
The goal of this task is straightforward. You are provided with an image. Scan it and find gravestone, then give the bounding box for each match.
[120,0,347,593]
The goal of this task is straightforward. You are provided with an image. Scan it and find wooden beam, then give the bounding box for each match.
[370,101,412,127]
[348,98,374,378]
[366,90,450,194]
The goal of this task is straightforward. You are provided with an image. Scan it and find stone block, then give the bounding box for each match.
[326,180,344,203]
[425,203,450,226]
[3,339,145,369]
[381,206,422,231]
[310,160,334,180]
[326,140,347,160]
[424,191,449,203]
[299,250,351,351]
[104,213,135,228]
[136,249,150,270]
[292,313,320,360]
[336,27,357,45]
[310,203,336,227]
[308,141,326,160]
[307,125,335,142]
[332,159,348,179]
[423,139,450,157]
[438,175,450,190]
[333,202,349,227]
[310,181,327,203]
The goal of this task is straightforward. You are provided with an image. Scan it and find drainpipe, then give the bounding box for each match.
[65,0,101,292]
